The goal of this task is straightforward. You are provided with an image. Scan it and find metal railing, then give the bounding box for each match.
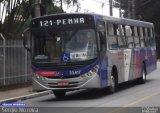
[0,33,31,86]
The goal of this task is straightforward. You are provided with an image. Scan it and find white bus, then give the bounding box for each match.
[23,13,157,98]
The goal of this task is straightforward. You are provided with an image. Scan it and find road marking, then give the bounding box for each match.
[124,91,160,107]
[107,91,160,113]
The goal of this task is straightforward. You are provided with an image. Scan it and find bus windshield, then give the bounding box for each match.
[32,28,97,63]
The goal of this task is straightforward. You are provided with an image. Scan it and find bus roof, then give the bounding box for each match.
[33,13,153,28]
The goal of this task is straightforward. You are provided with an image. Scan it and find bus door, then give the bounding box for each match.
[122,25,134,81]
[107,23,124,83]
[97,21,108,87]
[125,25,143,81]
[123,49,133,81]
[112,24,124,83]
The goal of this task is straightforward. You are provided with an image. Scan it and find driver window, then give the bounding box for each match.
[97,21,106,51]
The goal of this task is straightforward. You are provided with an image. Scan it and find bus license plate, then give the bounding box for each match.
[58,80,69,86]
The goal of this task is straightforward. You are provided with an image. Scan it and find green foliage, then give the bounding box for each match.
[114,0,156,19]
[42,0,80,13]
[113,0,160,33]
[114,0,160,35]
[47,5,65,14]
[0,0,33,39]
[0,0,80,39]
[114,0,160,58]
[114,0,128,17]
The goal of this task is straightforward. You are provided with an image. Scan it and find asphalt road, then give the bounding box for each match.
[23,62,160,113]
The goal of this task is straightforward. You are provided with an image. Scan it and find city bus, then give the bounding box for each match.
[23,13,157,98]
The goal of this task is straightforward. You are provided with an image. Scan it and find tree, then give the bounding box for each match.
[114,0,128,17]
[41,0,80,14]
[114,0,155,19]
[113,0,160,33]
[0,0,33,38]
[0,0,80,39]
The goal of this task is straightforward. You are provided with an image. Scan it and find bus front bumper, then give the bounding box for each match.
[32,73,101,91]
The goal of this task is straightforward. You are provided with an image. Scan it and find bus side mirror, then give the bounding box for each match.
[22,28,31,52]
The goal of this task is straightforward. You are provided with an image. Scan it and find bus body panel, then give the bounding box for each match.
[28,13,157,92]
[107,47,156,84]
[32,59,102,91]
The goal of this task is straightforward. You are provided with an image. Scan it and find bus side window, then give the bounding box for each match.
[108,23,114,35]
[142,27,148,46]
[144,27,150,46]
[97,21,106,51]
[125,25,134,48]
[151,28,155,46]
[118,24,127,48]
[108,23,118,49]
[133,26,140,48]
[148,28,154,46]
[152,28,156,46]
[138,27,145,47]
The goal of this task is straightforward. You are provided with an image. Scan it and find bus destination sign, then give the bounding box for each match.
[31,15,94,28]
[39,18,85,27]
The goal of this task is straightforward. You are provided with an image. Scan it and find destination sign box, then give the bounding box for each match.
[31,14,94,28]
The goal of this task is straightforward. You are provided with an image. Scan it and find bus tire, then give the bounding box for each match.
[53,90,66,98]
[108,75,116,94]
[139,64,146,84]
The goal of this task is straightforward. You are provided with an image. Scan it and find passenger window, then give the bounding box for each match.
[130,26,134,36]
[147,28,151,37]
[117,25,127,48]
[134,26,138,36]
[150,28,154,37]
[125,25,132,36]
[133,26,140,48]
[139,27,145,47]
[119,25,125,36]
[143,27,150,46]
[108,23,118,49]
[117,25,121,36]
[118,36,127,48]
[142,27,146,37]
[108,23,114,35]
[140,27,143,37]
[127,37,134,48]
[134,36,140,48]
[125,25,134,48]
[108,36,118,49]
[113,24,118,35]
[149,28,155,46]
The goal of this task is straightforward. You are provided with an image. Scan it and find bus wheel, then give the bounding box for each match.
[53,90,66,98]
[108,75,116,94]
[139,64,146,84]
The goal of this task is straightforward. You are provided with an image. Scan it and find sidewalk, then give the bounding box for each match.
[0,82,33,100]
[0,83,52,104]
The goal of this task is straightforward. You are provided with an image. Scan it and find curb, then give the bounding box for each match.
[0,90,52,105]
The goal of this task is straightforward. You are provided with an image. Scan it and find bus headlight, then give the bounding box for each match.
[91,65,99,73]
[34,73,45,80]
[81,65,99,78]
